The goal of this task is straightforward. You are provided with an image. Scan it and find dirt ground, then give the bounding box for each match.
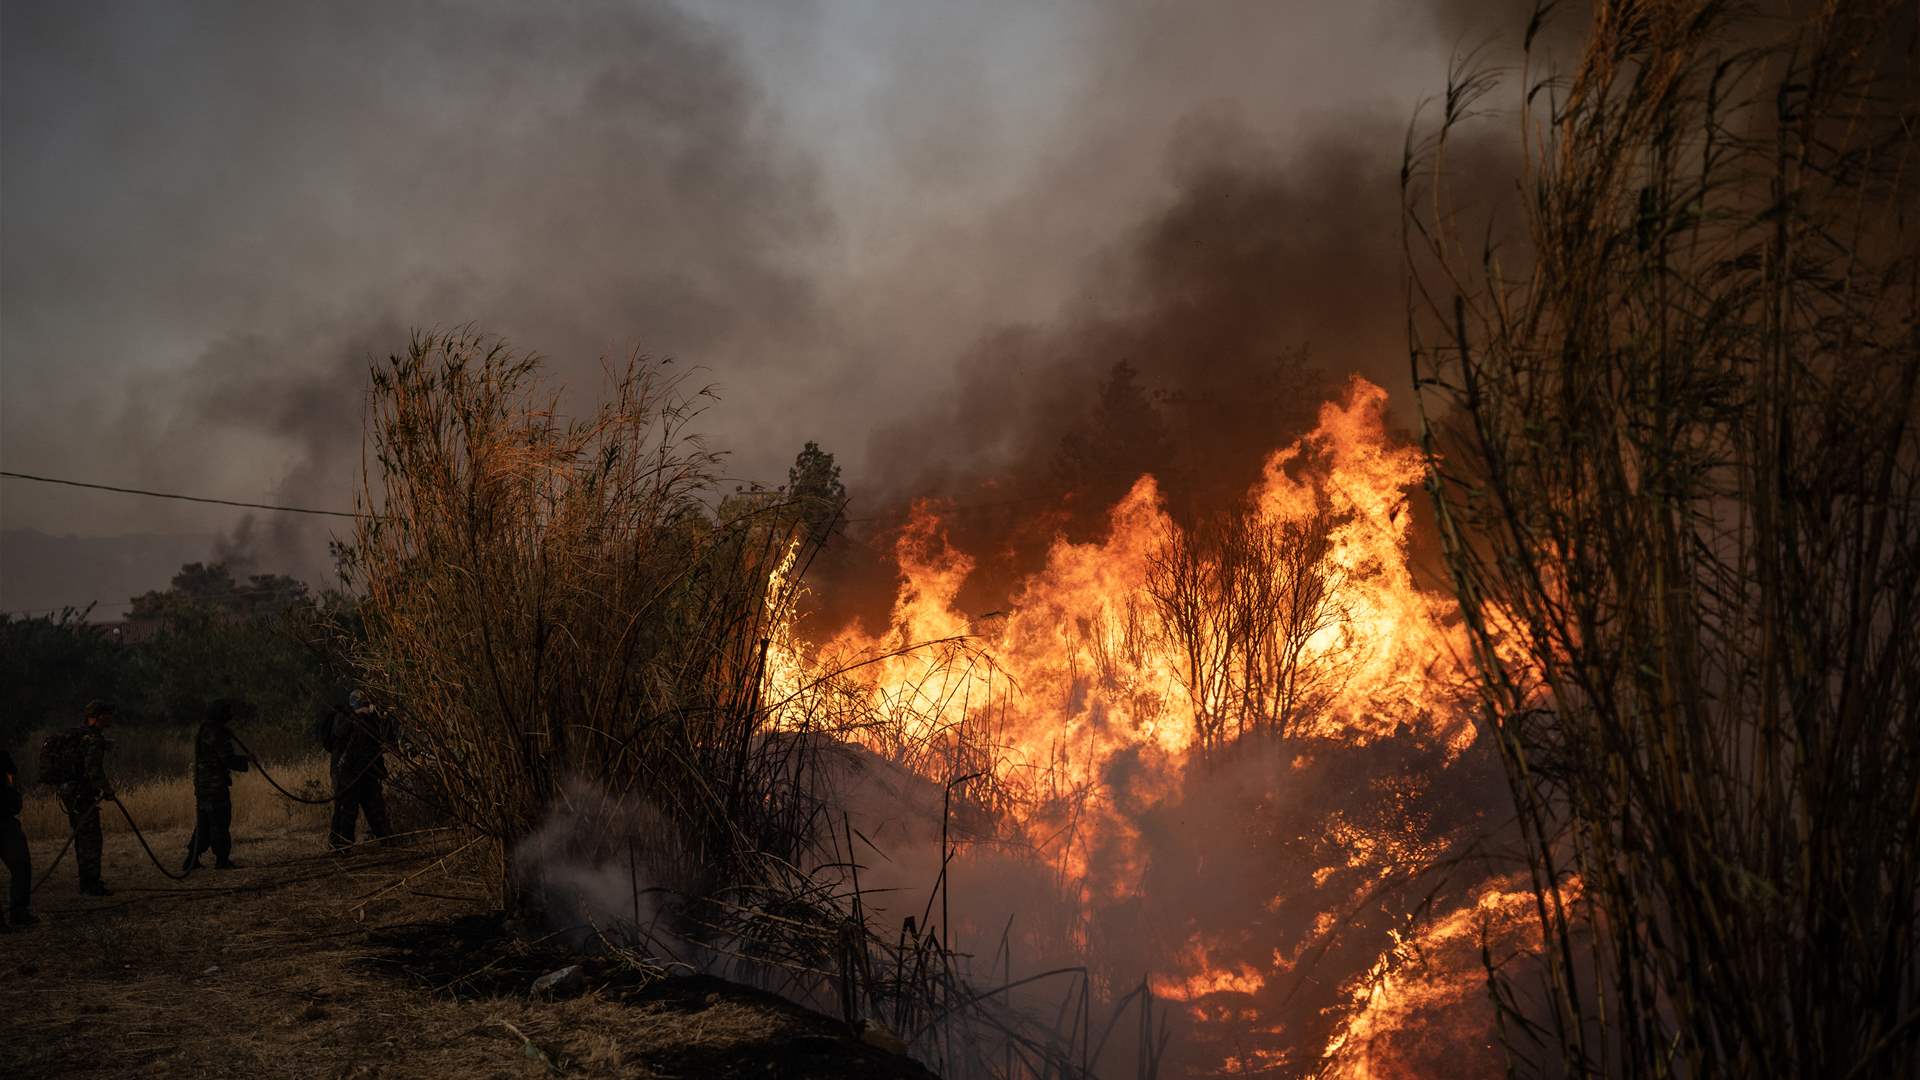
[1,819,935,1079]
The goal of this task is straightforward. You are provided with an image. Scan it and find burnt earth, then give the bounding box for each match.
[3,824,937,1080]
[357,913,938,1080]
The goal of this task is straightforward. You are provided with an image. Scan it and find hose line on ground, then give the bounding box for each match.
[30,831,75,895]
[108,796,193,881]
[25,781,454,905]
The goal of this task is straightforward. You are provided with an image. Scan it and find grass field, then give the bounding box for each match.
[17,754,333,840]
[7,719,327,816]
[3,815,932,1078]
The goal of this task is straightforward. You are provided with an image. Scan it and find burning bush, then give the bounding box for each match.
[336,332,1531,1077]
[764,379,1516,1076]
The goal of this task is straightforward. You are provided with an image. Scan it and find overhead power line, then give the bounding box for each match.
[1,465,1127,605]
[1,470,362,519]
[0,467,1082,527]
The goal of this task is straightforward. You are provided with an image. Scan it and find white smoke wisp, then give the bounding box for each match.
[512,779,694,945]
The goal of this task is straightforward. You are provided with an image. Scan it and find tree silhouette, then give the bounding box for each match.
[786,441,847,544]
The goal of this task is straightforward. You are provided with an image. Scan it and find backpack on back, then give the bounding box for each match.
[38,728,87,787]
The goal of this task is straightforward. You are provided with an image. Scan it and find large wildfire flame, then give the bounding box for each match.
[765,378,1530,1076]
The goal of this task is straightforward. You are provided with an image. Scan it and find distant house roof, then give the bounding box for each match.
[104,617,164,645]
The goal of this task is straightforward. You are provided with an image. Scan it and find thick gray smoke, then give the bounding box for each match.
[1,0,1528,610]
[2,1,827,598]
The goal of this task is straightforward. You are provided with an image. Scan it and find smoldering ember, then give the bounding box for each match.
[2,4,1916,1079]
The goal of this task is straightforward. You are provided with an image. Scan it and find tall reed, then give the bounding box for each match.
[341,330,828,913]
[1407,2,1920,1075]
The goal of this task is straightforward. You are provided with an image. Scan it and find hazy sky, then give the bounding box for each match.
[1,0,1523,608]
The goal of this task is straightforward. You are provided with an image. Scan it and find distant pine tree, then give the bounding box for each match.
[1052,360,1173,506]
[786,441,847,545]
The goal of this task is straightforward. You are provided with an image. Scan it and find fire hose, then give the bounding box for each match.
[31,751,326,894]
[29,831,75,895]
[108,794,192,881]
[228,732,342,806]
[30,789,190,893]
[231,730,449,826]
[36,788,348,892]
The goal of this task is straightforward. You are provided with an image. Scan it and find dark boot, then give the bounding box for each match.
[10,910,38,926]
[79,880,112,897]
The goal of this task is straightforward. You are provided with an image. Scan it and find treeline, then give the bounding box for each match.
[1,561,354,772]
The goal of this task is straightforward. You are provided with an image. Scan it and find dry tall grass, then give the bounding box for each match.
[1407,1,1920,1075]
[20,755,331,839]
[11,718,324,791]
[340,330,832,914]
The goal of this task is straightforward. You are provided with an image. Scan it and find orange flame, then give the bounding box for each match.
[774,375,1472,798]
[764,377,1523,1069]
[1319,877,1579,1079]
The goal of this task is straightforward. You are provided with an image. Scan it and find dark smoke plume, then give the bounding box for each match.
[2,0,828,601]
[2,0,1529,611]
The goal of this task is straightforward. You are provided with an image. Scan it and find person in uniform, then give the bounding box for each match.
[59,699,117,896]
[0,748,34,930]
[181,698,253,872]
[328,691,394,851]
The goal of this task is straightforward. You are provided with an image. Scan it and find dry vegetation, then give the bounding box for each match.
[1147,510,1347,749]
[16,756,330,841]
[1,819,930,1079]
[339,333,830,914]
[7,335,954,1079]
[327,332,1114,1078]
[1408,1,1920,1075]
[16,5,1913,1076]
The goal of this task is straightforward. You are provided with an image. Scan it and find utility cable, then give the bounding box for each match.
[1,467,1090,530]
[1,470,363,518]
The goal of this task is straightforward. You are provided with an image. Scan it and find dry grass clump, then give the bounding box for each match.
[1408,1,1920,1075]
[340,330,831,915]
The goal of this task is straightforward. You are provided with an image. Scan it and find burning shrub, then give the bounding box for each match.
[761,378,1516,1076]
[1147,505,1347,751]
[332,329,1531,1076]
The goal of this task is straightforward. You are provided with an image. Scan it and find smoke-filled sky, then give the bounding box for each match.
[1,0,1532,611]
